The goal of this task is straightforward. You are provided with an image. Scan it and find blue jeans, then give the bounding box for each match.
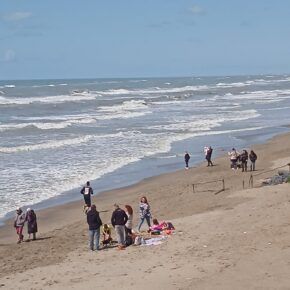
[138,216,151,231]
[89,228,100,251]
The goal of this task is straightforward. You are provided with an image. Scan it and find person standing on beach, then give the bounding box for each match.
[228,148,239,170]
[81,181,93,207]
[184,152,190,169]
[14,207,26,244]
[205,146,213,167]
[240,150,248,172]
[111,204,128,250]
[124,205,133,236]
[26,208,38,241]
[87,204,102,251]
[249,150,257,171]
[138,196,151,232]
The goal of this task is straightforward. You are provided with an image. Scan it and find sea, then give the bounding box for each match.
[1,75,290,222]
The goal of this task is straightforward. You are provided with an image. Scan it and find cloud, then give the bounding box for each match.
[189,5,204,15]
[2,12,32,22]
[0,49,16,62]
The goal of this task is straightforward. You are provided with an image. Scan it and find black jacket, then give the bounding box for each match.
[111,208,128,227]
[81,186,93,196]
[87,209,102,230]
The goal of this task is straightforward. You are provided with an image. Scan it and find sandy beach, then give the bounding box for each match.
[0,131,290,290]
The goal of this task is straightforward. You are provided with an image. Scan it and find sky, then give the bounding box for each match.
[0,0,290,80]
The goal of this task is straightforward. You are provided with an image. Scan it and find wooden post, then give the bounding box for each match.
[288,163,290,172]
[243,180,245,189]
[192,184,195,193]
[222,179,225,191]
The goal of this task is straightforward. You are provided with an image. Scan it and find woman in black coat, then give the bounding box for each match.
[26,208,38,241]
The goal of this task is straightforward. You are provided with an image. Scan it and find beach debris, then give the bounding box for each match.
[262,170,290,186]
[243,231,247,234]
[203,245,208,248]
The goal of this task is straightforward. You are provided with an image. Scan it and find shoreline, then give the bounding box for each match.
[1,124,289,227]
[1,128,290,244]
[0,129,290,289]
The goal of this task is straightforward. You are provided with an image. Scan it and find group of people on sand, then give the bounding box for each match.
[184,145,214,169]
[14,207,38,244]
[81,183,174,251]
[184,146,258,172]
[228,148,257,172]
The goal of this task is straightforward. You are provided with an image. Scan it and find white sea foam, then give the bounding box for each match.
[94,85,209,96]
[0,93,97,105]
[0,135,95,153]
[0,118,97,132]
[148,110,260,132]
[220,89,290,104]
[98,99,148,112]
[4,85,15,88]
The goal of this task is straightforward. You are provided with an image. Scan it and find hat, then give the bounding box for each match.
[16,207,22,212]
[26,208,31,212]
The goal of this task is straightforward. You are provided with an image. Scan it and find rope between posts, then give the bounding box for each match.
[192,179,224,186]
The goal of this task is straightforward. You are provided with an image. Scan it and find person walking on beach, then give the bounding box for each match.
[87,204,102,251]
[81,181,93,207]
[249,150,257,171]
[26,208,38,241]
[138,196,151,232]
[205,146,213,167]
[184,152,190,169]
[240,150,248,172]
[228,148,239,170]
[14,207,26,244]
[111,204,128,250]
[124,205,133,236]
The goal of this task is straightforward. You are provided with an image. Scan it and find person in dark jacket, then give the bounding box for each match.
[81,181,93,207]
[240,150,248,172]
[111,204,128,249]
[87,204,102,251]
[26,208,38,241]
[14,207,26,244]
[249,150,257,171]
[205,146,213,167]
[184,152,190,169]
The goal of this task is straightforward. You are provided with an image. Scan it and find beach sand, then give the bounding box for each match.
[0,132,290,289]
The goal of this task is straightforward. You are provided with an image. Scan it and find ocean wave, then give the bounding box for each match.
[94,85,209,96]
[98,99,148,112]
[148,109,260,132]
[220,89,290,103]
[0,118,97,132]
[0,93,97,105]
[4,85,15,88]
[0,135,95,153]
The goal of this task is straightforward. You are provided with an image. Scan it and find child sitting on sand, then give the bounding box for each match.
[101,224,113,246]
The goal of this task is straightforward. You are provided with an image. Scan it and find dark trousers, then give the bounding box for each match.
[84,195,91,207]
[241,161,247,172]
[185,160,189,168]
[206,157,213,166]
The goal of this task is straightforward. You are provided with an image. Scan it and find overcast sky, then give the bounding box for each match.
[1,0,290,80]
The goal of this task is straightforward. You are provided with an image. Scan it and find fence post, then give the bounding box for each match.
[242,180,245,189]
[192,184,195,193]
[222,179,225,191]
